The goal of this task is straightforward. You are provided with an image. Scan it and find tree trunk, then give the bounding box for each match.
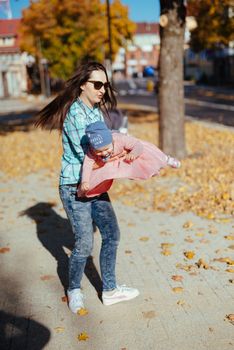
[159,0,186,158]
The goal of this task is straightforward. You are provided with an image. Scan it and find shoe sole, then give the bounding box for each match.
[102,290,140,306]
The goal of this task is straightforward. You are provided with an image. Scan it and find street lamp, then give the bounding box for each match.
[106,0,113,84]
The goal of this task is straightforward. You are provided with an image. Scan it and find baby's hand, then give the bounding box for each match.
[124,153,136,163]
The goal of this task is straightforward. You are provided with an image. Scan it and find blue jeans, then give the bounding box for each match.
[59,185,120,291]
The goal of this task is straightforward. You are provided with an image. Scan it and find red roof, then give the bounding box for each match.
[0,19,21,53]
[135,22,159,35]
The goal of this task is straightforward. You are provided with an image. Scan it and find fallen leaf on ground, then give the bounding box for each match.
[77,308,89,316]
[196,259,209,269]
[184,251,195,259]
[125,250,132,254]
[226,268,234,273]
[184,237,194,243]
[225,314,234,325]
[176,263,194,271]
[229,279,234,284]
[161,249,172,256]
[177,300,185,305]
[183,221,194,229]
[54,327,65,333]
[224,235,234,240]
[77,332,89,341]
[172,287,184,293]
[61,296,68,303]
[0,247,10,253]
[195,232,205,237]
[214,257,234,264]
[171,275,183,282]
[139,236,149,242]
[161,243,175,249]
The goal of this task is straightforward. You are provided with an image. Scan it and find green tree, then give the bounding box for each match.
[20,0,135,79]
[188,0,234,52]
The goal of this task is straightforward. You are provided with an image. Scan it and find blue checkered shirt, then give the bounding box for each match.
[59,99,104,185]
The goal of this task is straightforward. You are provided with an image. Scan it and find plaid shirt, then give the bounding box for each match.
[60,99,104,185]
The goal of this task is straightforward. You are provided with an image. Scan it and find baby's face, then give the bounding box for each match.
[94,143,113,158]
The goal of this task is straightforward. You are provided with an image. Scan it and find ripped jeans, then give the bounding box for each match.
[59,185,120,291]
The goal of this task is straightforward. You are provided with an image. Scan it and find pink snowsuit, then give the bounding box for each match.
[82,132,168,197]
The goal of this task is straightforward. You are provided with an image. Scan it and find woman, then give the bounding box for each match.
[35,62,139,313]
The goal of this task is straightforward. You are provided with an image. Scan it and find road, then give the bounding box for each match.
[0,81,233,131]
[116,80,234,127]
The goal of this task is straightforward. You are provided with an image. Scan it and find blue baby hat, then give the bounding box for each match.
[85,121,112,150]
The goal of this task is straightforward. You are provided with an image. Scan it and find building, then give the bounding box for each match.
[0,19,28,97]
[113,22,160,78]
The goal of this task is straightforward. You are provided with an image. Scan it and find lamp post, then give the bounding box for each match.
[106,0,113,84]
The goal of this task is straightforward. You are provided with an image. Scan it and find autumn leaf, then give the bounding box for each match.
[171,275,183,282]
[225,314,234,325]
[196,259,209,269]
[224,236,234,241]
[172,287,184,293]
[0,247,10,253]
[54,327,65,333]
[125,250,132,254]
[184,251,195,259]
[77,308,89,316]
[161,249,172,256]
[61,296,68,303]
[161,243,175,249]
[183,221,194,229]
[139,236,149,242]
[77,332,89,341]
[177,300,185,305]
[226,269,234,273]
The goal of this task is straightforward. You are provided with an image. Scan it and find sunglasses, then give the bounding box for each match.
[87,80,110,90]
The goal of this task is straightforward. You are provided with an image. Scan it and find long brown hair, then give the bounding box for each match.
[35,62,117,131]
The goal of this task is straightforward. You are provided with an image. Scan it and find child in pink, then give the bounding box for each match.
[79,121,180,197]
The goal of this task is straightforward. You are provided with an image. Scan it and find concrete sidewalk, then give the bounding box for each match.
[0,172,234,350]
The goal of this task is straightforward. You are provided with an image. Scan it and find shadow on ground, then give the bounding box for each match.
[20,202,103,297]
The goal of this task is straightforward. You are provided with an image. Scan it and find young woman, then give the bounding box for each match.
[35,62,139,313]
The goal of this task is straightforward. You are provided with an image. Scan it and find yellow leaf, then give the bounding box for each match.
[224,235,234,240]
[77,332,89,341]
[161,243,175,249]
[196,259,209,269]
[226,269,234,273]
[206,213,215,220]
[184,251,195,259]
[54,327,65,333]
[172,287,184,293]
[183,221,194,229]
[161,249,172,256]
[195,232,205,237]
[139,236,149,242]
[177,300,185,305]
[77,308,89,316]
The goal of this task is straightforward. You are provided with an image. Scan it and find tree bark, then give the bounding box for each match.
[159,0,186,158]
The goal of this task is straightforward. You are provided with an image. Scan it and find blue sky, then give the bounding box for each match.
[1,0,160,22]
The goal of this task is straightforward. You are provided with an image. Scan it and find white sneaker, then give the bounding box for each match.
[167,155,181,168]
[102,285,140,306]
[67,288,85,313]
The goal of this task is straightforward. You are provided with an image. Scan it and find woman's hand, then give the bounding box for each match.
[77,182,89,197]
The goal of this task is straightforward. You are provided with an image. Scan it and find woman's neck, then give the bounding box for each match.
[79,95,94,109]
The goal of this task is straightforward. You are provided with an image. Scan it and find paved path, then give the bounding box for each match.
[0,172,233,350]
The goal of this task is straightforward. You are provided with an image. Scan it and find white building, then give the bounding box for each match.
[0,19,27,97]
